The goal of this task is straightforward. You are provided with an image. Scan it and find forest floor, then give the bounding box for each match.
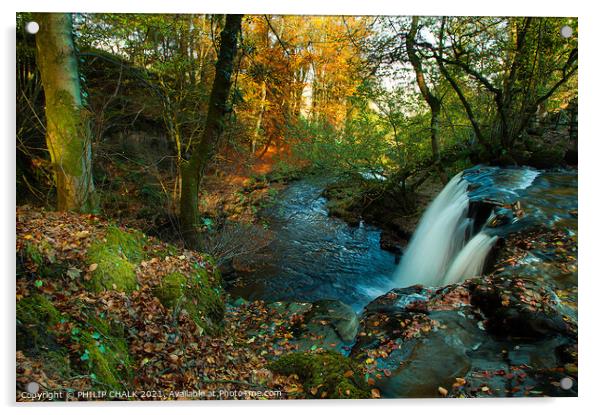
[15,206,360,400]
[14,141,447,401]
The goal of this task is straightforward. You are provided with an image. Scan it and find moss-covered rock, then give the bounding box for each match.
[16,294,73,379]
[77,316,132,390]
[102,225,147,262]
[269,350,371,399]
[152,266,224,334]
[17,294,61,326]
[16,294,62,352]
[20,240,66,279]
[17,294,133,390]
[86,226,146,293]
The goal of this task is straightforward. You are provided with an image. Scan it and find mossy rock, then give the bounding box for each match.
[77,316,133,390]
[17,294,61,325]
[152,268,224,334]
[19,240,66,279]
[17,294,132,390]
[16,294,73,379]
[102,225,147,262]
[269,350,371,399]
[86,226,147,293]
[17,294,62,352]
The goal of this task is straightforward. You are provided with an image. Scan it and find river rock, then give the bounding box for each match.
[351,286,483,398]
[468,275,575,339]
[262,299,360,354]
[375,311,480,398]
[292,300,359,352]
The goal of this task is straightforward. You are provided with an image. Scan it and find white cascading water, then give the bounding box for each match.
[441,232,499,285]
[394,172,498,287]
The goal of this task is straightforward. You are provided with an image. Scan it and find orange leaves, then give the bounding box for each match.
[452,377,467,388]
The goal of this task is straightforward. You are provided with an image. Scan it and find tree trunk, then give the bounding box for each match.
[34,13,96,212]
[406,17,446,183]
[179,14,242,247]
[252,80,267,155]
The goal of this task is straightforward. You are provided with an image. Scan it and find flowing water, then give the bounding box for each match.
[227,167,577,309]
[393,166,560,288]
[226,178,397,310]
[393,173,476,287]
[441,232,499,285]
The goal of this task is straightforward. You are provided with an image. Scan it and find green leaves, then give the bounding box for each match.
[201,217,214,230]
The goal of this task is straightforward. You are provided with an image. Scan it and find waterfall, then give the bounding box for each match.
[442,232,499,285]
[394,172,497,288]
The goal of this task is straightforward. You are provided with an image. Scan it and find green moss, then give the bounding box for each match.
[78,317,132,390]
[152,268,224,335]
[16,294,133,390]
[17,294,61,327]
[269,350,371,399]
[48,89,86,177]
[24,242,45,268]
[86,226,147,293]
[16,295,74,379]
[153,272,187,308]
[86,249,137,293]
[16,294,62,353]
[153,244,179,259]
[43,349,73,379]
[103,226,147,263]
[21,240,65,279]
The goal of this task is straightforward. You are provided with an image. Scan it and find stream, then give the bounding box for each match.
[227,168,577,310]
[226,177,397,311]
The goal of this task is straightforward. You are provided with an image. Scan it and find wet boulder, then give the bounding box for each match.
[351,286,482,398]
[305,300,359,343]
[374,311,480,398]
[468,275,574,339]
[292,299,360,353]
